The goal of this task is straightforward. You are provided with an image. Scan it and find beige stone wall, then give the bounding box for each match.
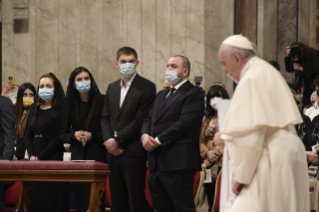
[2,0,235,95]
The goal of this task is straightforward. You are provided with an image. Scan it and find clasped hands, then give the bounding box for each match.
[30,156,39,161]
[104,138,125,156]
[75,131,92,143]
[141,135,159,152]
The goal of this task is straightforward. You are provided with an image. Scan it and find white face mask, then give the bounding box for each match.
[210,97,222,110]
[227,73,238,84]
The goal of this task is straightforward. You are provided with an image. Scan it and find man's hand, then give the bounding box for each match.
[142,135,159,152]
[214,132,224,149]
[306,151,318,164]
[112,146,125,156]
[30,156,36,161]
[104,138,119,154]
[232,180,244,195]
[35,157,40,161]
[286,46,290,57]
[293,63,303,72]
[206,150,219,163]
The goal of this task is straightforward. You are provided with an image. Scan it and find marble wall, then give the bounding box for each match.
[2,0,235,94]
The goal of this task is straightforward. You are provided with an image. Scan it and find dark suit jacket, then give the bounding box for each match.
[101,74,156,160]
[141,80,204,172]
[61,95,106,162]
[0,97,15,160]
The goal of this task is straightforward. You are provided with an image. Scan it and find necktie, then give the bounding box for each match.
[166,87,176,99]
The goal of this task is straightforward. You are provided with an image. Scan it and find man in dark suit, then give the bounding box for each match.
[0,96,15,212]
[101,47,156,212]
[141,55,204,212]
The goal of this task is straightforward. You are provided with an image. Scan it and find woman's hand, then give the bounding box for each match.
[206,150,219,163]
[286,46,290,57]
[214,132,225,149]
[293,63,303,72]
[306,151,319,164]
[202,163,207,176]
[35,157,40,161]
[30,156,36,161]
[1,81,19,96]
[82,131,92,141]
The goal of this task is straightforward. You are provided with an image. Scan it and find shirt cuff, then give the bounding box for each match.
[141,134,149,143]
[155,137,161,145]
[114,131,117,137]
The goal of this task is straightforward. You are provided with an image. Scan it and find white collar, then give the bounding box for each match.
[171,79,189,90]
[120,72,137,88]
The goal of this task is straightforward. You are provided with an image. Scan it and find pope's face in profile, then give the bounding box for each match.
[218,44,242,82]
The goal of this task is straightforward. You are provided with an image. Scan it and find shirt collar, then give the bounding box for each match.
[120,72,137,88]
[171,79,189,90]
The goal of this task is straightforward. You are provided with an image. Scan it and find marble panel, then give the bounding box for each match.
[2,0,15,88]
[235,0,257,43]
[186,0,205,87]
[141,0,157,85]
[81,0,99,81]
[36,0,59,80]
[156,0,171,89]
[102,0,124,89]
[171,0,186,56]
[257,0,277,61]
[277,0,297,83]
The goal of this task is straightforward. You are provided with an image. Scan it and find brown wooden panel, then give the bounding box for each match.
[235,0,257,44]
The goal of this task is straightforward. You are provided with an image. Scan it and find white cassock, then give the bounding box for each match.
[221,56,310,212]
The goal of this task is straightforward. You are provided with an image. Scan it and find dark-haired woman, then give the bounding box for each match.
[61,67,106,212]
[14,83,36,160]
[199,83,230,212]
[285,42,319,106]
[26,73,69,212]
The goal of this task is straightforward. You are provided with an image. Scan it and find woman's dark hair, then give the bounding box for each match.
[67,67,91,109]
[205,84,230,117]
[16,83,36,137]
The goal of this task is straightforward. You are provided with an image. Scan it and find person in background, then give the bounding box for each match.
[285,42,319,106]
[311,91,318,105]
[0,95,15,212]
[14,83,36,160]
[26,73,69,212]
[101,47,156,212]
[61,67,106,212]
[141,55,204,212]
[268,60,295,90]
[163,80,171,90]
[199,83,229,212]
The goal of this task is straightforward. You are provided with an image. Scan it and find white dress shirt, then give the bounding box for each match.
[305,101,319,121]
[115,73,137,137]
[120,73,136,108]
[142,79,189,145]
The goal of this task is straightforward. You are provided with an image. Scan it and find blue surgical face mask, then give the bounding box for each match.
[120,63,135,78]
[76,80,91,94]
[165,70,182,85]
[38,88,54,101]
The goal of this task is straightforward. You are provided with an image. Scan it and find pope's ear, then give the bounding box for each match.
[233,53,241,64]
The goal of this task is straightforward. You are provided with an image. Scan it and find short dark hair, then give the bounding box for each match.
[314,75,319,87]
[205,84,230,117]
[116,47,138,61]
[268,60,280,71]
[174,55,191,76]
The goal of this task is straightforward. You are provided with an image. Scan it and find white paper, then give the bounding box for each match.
[204,169,212,183]
[6,91,17,105]
[217,99,234,212]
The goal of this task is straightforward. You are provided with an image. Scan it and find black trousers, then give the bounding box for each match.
[148,169,196,212]
[108,156,149,212]
[0,182,4,212]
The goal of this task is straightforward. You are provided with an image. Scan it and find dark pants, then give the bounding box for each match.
[148,169,196,212]
[108,156,149,212]
[204,182,216,212]
[0,182,4,212]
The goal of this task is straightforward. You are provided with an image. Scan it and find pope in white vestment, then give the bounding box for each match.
[218,35,310,212]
